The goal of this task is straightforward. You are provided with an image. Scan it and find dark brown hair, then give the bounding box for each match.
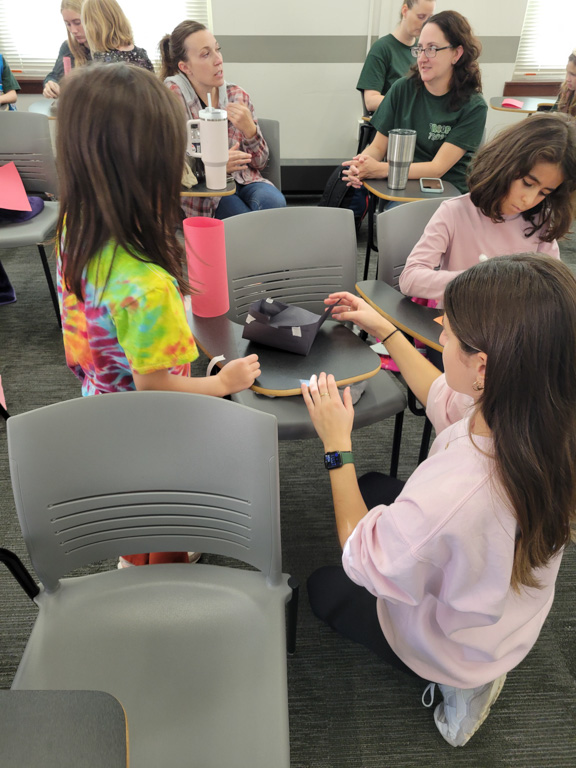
[444,254,576,591]
[556,50,576,117]
[56,63,189,299]
[468,112,576,242]
[158,20,207,82]
[409,10,482,110]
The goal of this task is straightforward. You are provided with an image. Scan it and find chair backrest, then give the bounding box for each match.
[223,206,357,321]
[0,112,58,195]
[258,117,281,191]
[7,391,282,591]
[376,198,446,289]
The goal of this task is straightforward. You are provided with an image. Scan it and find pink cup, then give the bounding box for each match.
[183,217,230,318]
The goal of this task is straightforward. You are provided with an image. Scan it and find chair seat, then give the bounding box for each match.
[14,564,292,768]
[232,369,406,440]
[0,201,59,248]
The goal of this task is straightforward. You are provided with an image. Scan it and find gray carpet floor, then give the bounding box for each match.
[0,211,575,767]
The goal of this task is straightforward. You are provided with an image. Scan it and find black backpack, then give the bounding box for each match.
[318,165,368,231]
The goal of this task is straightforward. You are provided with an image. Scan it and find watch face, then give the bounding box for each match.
[324,451,343,470]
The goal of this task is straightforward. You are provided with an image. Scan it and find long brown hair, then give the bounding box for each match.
[81,0,133,53]
[409,10,482,110]
[61,0,90,67]
[444,254,576,591]
[557,50,576,117]
[158,20,207,82]
[468,113,576,242]
[56,63,189,299]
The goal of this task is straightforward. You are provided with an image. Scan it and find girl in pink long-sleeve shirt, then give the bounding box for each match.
[399,113,576,305]
[302,255,576,748]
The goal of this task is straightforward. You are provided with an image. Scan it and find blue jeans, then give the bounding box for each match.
[214,181,286,219]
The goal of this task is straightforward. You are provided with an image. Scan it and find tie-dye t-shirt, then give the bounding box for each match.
[57,240,198,396]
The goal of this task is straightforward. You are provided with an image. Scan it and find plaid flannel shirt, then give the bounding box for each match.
[167,78,272,218]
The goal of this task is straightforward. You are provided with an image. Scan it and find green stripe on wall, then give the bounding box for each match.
[217,36,519,64]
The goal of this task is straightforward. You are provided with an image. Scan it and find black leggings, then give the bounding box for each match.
[307,472,421,679]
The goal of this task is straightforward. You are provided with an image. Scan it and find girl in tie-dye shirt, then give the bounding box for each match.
[55,63,260,565]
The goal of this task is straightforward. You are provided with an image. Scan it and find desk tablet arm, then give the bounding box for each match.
[0,548,40,601]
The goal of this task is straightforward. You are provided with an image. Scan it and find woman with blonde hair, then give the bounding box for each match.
[43,0,91,99]
[82,0,153,71]
[554,49,576,117]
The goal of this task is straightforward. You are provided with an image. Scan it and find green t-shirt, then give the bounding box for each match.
[356,34,414,100]
[371,76,487,193]
[0,55,20,96]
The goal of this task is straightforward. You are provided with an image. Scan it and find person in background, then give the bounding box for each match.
[0,52,19,109]
[159,20,286,219]
[344,10,487,195]
[303,254,576,747]
[43,0,91,99]
[56,64,259,566]
[399,113,576,304]
[553,49,576,117]
[82,0,154,71]
[357,0,436,113]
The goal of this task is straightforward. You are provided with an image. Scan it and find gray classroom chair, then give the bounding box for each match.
[376,198,446,463]
[224,206,406,474]
[258,117,282,191]
[0,111,61,326]
[2,391,296,768]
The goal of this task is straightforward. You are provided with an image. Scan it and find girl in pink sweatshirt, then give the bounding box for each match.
[399,113,576,305]
[302,254,576,747]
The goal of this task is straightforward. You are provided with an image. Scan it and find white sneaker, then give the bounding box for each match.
[117,553,201,569]
[434,674,506,747]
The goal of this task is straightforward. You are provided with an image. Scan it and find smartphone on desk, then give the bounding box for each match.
[419,177,444,193]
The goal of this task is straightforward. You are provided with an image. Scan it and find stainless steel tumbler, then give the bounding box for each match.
[386,129,417,190]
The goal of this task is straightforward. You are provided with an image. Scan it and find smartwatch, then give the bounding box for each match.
[324,451,354,470]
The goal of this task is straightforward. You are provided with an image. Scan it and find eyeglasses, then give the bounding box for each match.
[410,45,453,59]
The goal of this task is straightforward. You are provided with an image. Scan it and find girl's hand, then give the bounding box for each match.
[43,80,60,99]
[226,103,257,139]
[325,291,396,339]
[227,142,252,173]
[217,354,261,395]
[302,372,354,450]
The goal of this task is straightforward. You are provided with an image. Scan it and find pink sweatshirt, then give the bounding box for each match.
[399,194,560,303]
[342,375,563,688]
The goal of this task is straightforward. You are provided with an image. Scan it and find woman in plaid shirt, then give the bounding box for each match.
[160,20,286,219]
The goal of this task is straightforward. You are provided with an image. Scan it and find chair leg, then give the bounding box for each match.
[418,417,433,465]
[0,403,9,421]
[363,193,376,280]
[37,243,61,328]
[389,410,404,478]
[286,576,299,656]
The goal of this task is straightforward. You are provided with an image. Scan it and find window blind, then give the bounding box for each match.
[0,0,212,78]
[513,0,576,81]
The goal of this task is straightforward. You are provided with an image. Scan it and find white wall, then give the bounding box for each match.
[212,0,531,162]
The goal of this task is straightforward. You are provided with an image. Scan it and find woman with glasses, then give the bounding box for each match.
[344,11,487,194]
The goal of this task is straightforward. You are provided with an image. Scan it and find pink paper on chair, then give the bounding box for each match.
[63,56,72,75]
[501,98,524,109]
[183,217,230,318]
[0,162,32,212]
[0,375,6,410]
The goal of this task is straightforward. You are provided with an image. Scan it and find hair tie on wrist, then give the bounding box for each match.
[382,329,399,343]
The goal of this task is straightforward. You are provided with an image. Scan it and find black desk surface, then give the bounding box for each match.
[189,314,382,396]
[356,280,443,352]
[181,179,236,197]
[1,690,128,768]
[363,177,460,203]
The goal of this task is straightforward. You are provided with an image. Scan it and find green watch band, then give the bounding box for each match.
[324,451,355,470]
